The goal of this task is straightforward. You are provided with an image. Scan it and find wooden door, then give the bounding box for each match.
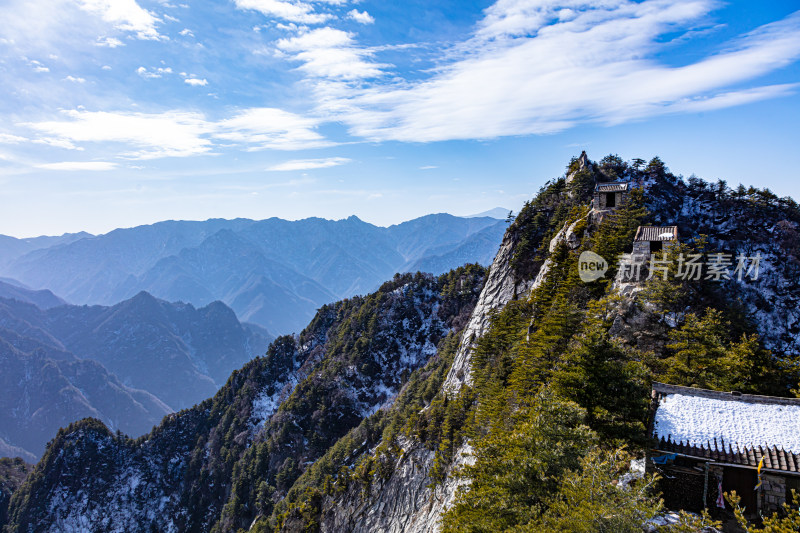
[723,467,758,514]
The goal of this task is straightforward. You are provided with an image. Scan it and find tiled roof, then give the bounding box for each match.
[596,182,630,192]
[635,226,678,241]
[651,383,800,473]
[654,437,800,474]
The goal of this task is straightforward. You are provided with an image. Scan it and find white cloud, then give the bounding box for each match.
[102,65,112,70]
[266,156,351,171]
[0,134,27,144]
[34,137,83,150]
[179,28,193,36]
[29,59,49,73]
[64,75,86,83]
[20,107,333,159]
[78,0,162,40]
[276,27,388,79]
[184,77,208,86]
[234,0,331,24]
[37,161,118,171]
[323,1,800,142]
[214,107,333,150]
[347,9,374,24]
[137,66,173,78]
[95,36,124,47]
[24,109,214,159]
[419,165,438,170]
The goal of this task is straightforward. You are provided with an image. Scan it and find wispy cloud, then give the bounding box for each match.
[37,161,118,171]
[95,36,124,47]
[0,134,27,144]
[214,107,333,151]
[298,1,800,142]
[28,59,49,73]
[234,0,332,24]
[24,110,213,159]
[266,156,351,171]
[20,107,334,159]
[136,66,172,79]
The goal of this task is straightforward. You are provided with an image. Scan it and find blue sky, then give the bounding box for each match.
[0,0,798,237]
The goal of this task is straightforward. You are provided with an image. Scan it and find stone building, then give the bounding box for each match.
[648,382,800,518]
[593,182,631,210]
[633,226,679,256]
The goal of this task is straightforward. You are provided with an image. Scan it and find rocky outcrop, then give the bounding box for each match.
[566,150,591,185]
[607,297,672,354]
[320,439,473,533]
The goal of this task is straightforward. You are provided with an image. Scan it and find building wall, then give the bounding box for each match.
[632,241,650,256]
[594,191,625,210]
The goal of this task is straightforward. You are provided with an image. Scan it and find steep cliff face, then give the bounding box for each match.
[319,438,473,533]
[443,230,533,392]
[317,217,561,533]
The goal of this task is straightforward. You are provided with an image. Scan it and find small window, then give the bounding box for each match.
[606,192,616,207]
[650,240,663,253]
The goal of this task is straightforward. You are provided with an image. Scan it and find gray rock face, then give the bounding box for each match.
[443,229,534,393]
[320,439,473,533]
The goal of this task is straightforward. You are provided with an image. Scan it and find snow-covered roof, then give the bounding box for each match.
[651,383,800,455]
[635,226,678,242]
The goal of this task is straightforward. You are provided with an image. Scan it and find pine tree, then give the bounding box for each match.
[532,448,662,533]
[441,389,596,533]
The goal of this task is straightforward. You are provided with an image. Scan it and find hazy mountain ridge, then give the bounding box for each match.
[0,281,66,311]
[0,330,171,461]
[0,291,273,461]
[0,233,92,271]
[1,293,272,409]
[0,215,505,335]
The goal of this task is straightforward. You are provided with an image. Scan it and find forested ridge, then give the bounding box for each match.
[270,154,800,532]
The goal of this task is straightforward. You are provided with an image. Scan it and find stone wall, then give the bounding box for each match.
[593,190,625,210]
[632,240,650,256]
[760,473,787,513]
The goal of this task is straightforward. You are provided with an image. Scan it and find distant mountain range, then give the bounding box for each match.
[464,207,510,219]
[0,285,272,460]
[0,214,507,335]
